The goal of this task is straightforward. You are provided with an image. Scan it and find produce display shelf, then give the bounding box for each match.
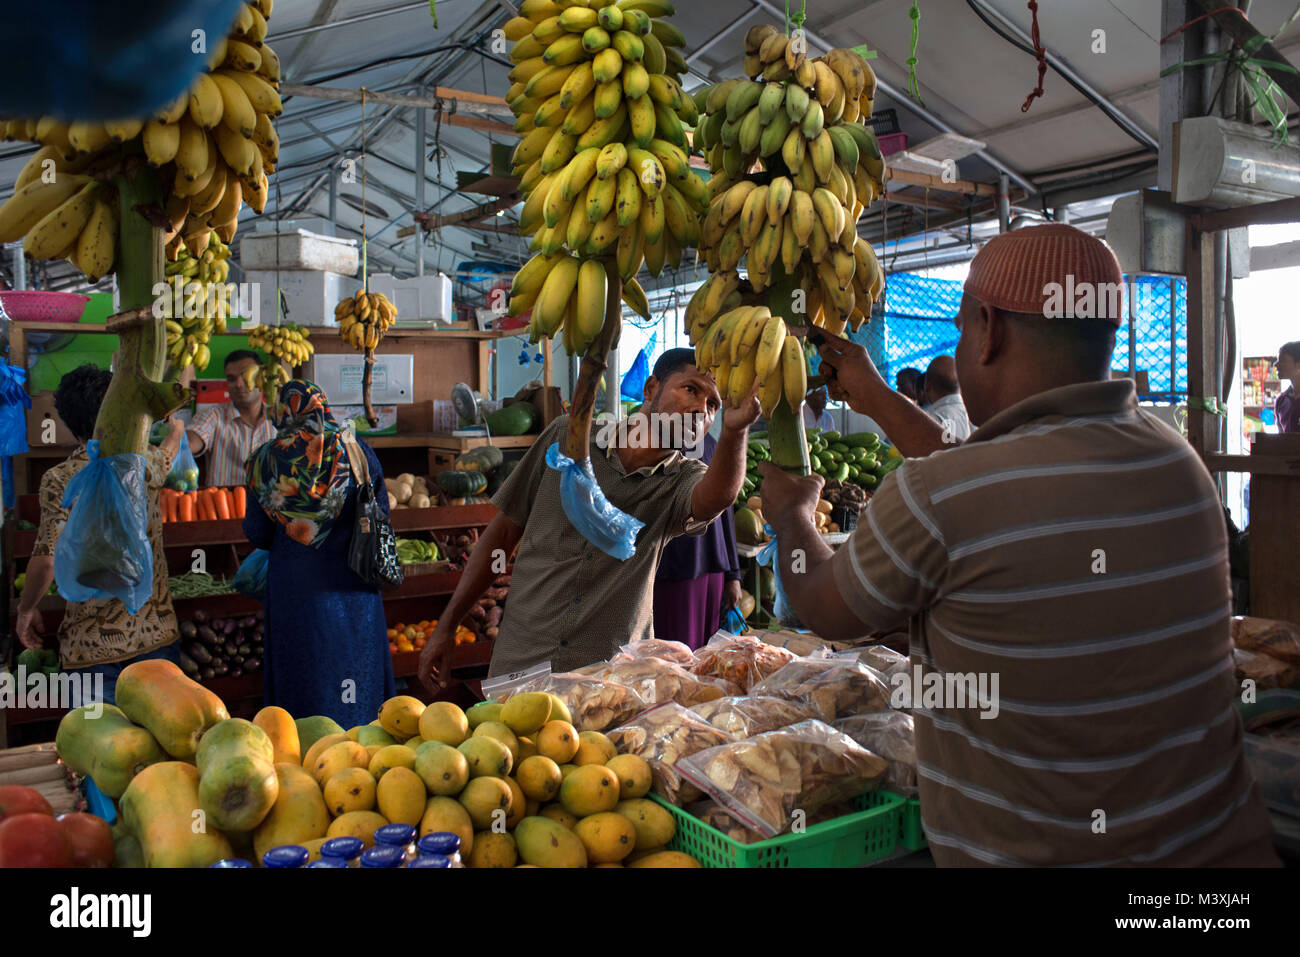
[367,433,537,450]
[653,789,906,868]
[391,640,493,680]
[390,503,498,532]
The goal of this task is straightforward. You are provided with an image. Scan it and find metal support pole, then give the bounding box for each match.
[997,173,1010,233]
[328,167,338,229]
[11,244,26,290]
[415,98,426,277]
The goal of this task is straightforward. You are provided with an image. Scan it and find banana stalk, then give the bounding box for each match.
[91,166,191,457]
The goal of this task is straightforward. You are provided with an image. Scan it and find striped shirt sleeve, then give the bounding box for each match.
[830,461,947,632]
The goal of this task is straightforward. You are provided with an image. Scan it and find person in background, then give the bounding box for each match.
[654,430,744,650]
[243,380,395,728]
[802,385,835,431]
[770,223,1277,866]
[1274,340,1300,433]
[895,368,923,404]
[187,349,276,487]
[16,364,186,704]
[419,348,758,688]
[923,355,973,442]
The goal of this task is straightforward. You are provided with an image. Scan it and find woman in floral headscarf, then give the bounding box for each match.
[243,380,395,726]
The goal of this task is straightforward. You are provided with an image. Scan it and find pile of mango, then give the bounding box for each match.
[55,658,699,868]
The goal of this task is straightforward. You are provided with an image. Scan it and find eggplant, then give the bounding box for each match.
[244,656,261,672]
[237,643,251,657]
[221,639,236,657]
[197,625,220,646]
[188,643,213,665]
[229,667,243,679]
[222,619,237,635]
[232,654,245,666]
[178,651,200,677]
[252,625,264,638]
[200,666,215,681]
[179,620,198,641]
[212,661,228,677]
[192,610,208,625]
[239,616,256,629]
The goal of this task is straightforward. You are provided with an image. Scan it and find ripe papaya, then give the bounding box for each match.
[115,658,229,760]
[252,706,300,765]
[56,704,166,799]
[195,719,279,832]
[119,762,235,868]
[253,763,331,862]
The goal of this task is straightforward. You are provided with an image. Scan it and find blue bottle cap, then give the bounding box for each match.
[263,845,310,869]
[408,854,452,868]
[417,832,462,856]
[360,845,406,868]
[305,858,348,868]
[320,836,365,861]
[208,858,252,868]
[374,823,417,847]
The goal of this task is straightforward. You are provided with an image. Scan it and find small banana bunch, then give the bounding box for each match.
[161,235,234,370]
[0,0,279,276]
[336,290,397,351]
[692,29,886,333]
[248,322,313,371]
[0,168,119,282]
[503,0,705,327]
[690,296,806,418]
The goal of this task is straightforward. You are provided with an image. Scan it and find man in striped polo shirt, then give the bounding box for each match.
[762,224,1277,866]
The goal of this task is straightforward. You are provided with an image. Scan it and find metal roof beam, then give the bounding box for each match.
[269,1,432,42]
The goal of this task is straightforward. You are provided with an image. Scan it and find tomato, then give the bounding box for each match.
[0,812,73,867]
[0,785,53,822]
[57,813,114,868]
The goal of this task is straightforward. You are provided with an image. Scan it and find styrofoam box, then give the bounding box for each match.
[243,269,363,328]
[367,272,454,324]
[240,229,359,275]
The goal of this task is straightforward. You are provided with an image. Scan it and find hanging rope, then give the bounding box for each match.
[1020,1,1048,112]
[907,1,926,106]
[786,0,806,36]
[360,87,369,292]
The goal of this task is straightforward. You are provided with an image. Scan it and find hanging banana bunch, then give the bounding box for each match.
[501,0,698,356]
[692,28,885,336]
[335,289,397,351]
[160,234,234,371]
[246,322,312,396]
[0,0,280,279]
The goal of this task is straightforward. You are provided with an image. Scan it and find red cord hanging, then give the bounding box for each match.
[1021,1,1048,112]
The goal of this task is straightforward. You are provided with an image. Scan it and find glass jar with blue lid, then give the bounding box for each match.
[263,845,309,869]
[416,832,463,866]
[360,845,406,868]
[320,836,365,866]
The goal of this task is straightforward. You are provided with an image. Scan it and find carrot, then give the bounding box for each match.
[233,486,246,518]
[179,492,195,523]
[213,488,231,521]
[200,489,216,521]
[166,490,179,523]
[159,490,172,523]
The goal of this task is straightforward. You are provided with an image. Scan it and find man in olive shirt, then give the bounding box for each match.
[419,349,758,688]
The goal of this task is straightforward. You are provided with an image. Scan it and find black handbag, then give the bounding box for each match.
[341,432,404,590]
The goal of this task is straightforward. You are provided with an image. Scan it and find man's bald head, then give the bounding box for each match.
[924,356,959,403]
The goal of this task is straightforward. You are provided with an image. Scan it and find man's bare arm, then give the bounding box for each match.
[691,420,749,521]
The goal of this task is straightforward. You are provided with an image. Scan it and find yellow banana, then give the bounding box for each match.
[754,314,788,380]
[614,166,641,226]
[780,335,807,411]
[0,174,92,243]
[24,181,99,260]
[210,72,257,138]
[188,73,224,128]
[739,184,768,246]
[534,254,581,334]
[574,258,608,349]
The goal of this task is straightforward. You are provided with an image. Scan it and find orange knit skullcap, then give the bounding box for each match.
[964,223,1125,325]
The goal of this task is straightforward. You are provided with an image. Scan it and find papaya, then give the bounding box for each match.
[112,828,144,869]
[56,704,166,798]
[254,763,331,862]
[195,719,279,832]
[115,659,229,760]
[119,762,235,868]
[295,715,345,755]
[252,706,300,765]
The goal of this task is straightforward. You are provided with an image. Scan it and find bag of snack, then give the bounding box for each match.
[607,703,736,804]
[749,656,892,722]
[497,671,647,732]
[689,695,819,738]
[595,657,741,708]
[610,638,697,667]
[840,645,910,682]
[677,719,889,838]
[1231,616,1300,667]
[690,633,797,692]
[833,711,918,796]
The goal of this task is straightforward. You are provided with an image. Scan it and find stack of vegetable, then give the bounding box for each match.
[388,473,432,510]
[167,571,236,598]
[467,572,512,643]
[177,609,264,683]
[742,428,898,500]
[161,486,247,523]
[394,538,440,565]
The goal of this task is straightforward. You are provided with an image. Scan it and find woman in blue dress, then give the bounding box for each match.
[243,380,395,727]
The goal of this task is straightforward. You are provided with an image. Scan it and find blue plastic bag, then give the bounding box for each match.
[545,442,644,561]
[165,430,199,491]
[0,363,30,509]
[721,606,747,635]
[755,523,804,628]
[233,549,269,602]
[53,440,153,614]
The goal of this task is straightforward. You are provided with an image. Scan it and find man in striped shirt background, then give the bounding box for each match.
[761,224,1278,866]
[185,350,277,488]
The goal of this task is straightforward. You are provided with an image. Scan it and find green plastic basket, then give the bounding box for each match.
[654,789,905,868]
[900,797,927,851]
